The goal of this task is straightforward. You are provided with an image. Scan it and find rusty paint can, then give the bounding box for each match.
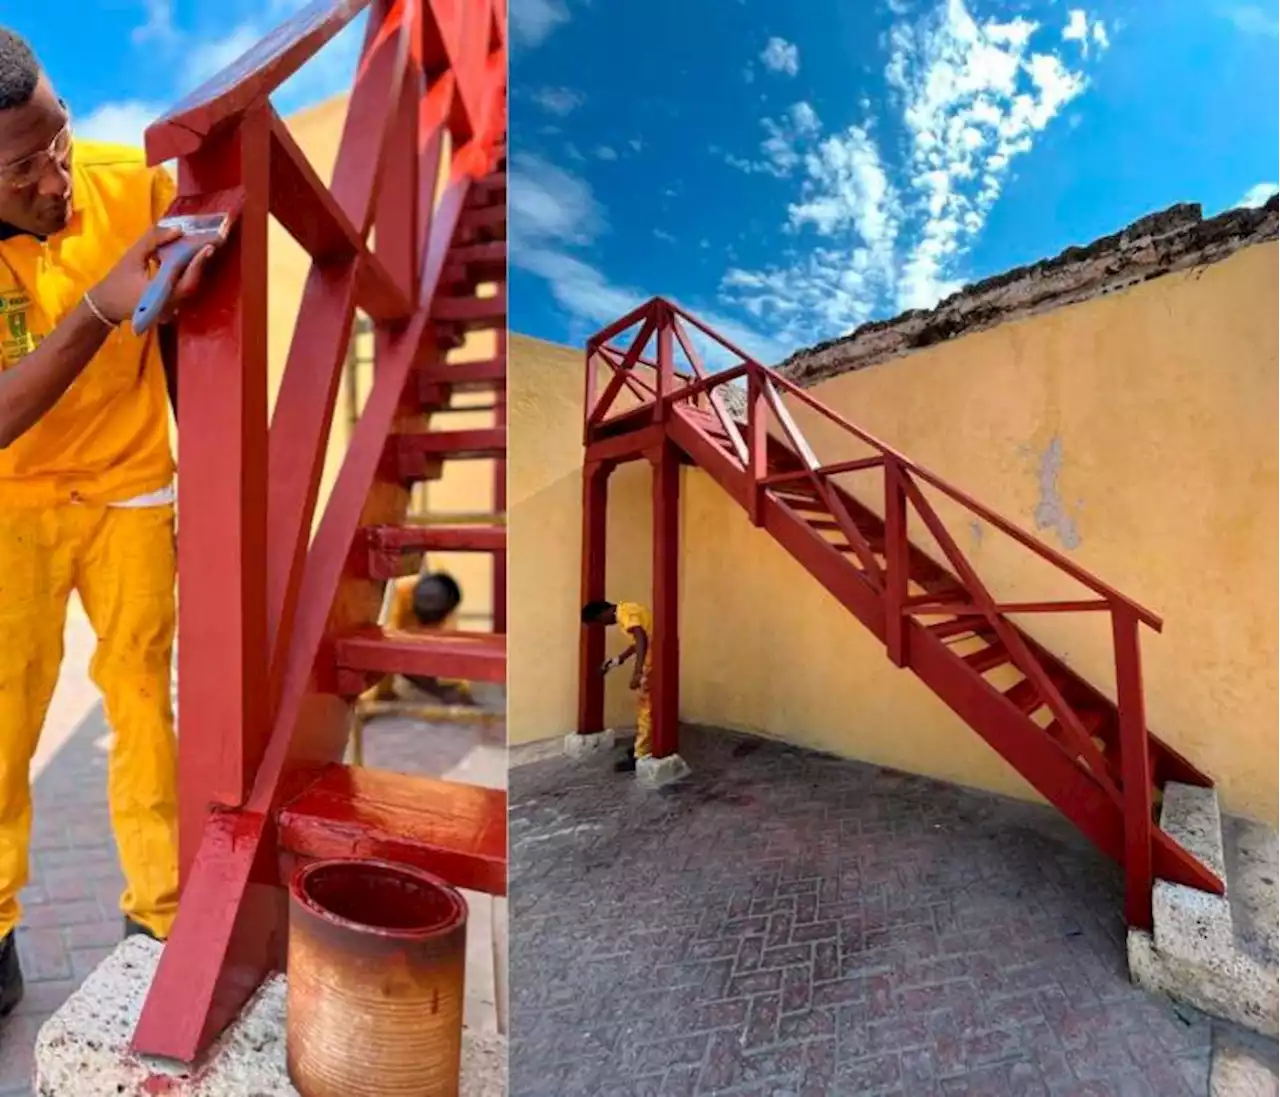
[286,858,468,1097]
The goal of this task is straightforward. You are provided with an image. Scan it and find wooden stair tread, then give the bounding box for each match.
[366,523,506,553]
[334,627,506,683]
[458,205,506,238]
[417,357,506,394]
[396,428,507,460]
[278,763,506,896]
[927,617,981,641]
[963,643,1012,674]
[432,290,507,326]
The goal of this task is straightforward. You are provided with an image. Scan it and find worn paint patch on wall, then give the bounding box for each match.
[1032,436,1082,550]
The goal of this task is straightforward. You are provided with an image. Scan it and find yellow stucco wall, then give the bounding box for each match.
[509,243,1278,824]
[266,95,497,630]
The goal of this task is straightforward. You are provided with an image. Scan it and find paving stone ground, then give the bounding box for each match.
[509,725,1244,1097]
[0,601,505,1096]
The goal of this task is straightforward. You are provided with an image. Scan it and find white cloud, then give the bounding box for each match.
[510,154,791,363]
[533,87,584,115]
[760,37,800,76]
[189,24,262,86]
[131,0,178,45]
[124,0,363,119]
[715,0,1097,342]
[1237,182,1279,208]
[595,145,618,161]
[725,101,823,177]
[510,0,570,47]
[887,0,1090,309]
[1218,5,1280,36]
[76,100,167,147]
[1062,9,1109,57]
[510,154,604,247]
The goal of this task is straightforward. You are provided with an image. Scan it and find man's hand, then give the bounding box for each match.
[91,224,220,327]
[629,669,647,692]
[600,655,623,675]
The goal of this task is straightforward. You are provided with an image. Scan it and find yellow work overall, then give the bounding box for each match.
[0,139,180,939]
[615,601,654,759]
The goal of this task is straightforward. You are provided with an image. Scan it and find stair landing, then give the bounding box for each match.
[1128,782,1279,1037]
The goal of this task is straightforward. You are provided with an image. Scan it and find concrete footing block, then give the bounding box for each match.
[636,753,691,788]
[564,728,616,759]
[1128,781,1279,1038]
[34,936,507,1095]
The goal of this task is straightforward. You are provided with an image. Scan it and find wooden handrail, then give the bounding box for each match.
[146,0,374,162]
[762,369,1162,631]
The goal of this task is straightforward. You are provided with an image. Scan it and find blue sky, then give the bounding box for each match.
[6,1,365,149]
[510,0,1280,363]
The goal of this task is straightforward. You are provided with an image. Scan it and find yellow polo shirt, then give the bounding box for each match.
[0,139,175,508]
[615,601,653,672]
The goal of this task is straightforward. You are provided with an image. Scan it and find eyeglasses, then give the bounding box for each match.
[0,109,72,192]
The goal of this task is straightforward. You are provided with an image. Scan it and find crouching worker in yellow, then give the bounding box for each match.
[364,571,475,707]
[0,29,219,1016]
[581,599,652,773]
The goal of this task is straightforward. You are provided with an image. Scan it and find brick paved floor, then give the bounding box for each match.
[0,609,506,1095]
[509,726,1221,1097]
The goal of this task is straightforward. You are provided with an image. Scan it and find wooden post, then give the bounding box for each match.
[654,304,673,423]
[577,459,612,734]
[1114,606,1154,929]
[884,458,909,667]
[650,440,680,758]
[174,110,272,883]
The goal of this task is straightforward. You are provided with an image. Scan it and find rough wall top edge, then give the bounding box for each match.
[779,196,1280,388]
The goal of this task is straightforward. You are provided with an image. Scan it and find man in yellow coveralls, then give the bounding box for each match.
[580,599,652,773]
[0,27,218,1015]
[363,570,475,706]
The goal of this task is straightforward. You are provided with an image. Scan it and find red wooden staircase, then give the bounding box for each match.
[127,0,507,1064]
[577,298,1223,932]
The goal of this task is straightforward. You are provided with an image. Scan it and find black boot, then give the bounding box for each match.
[123,917,160,942]
[614,746,637,773]
[0,931,23,1016]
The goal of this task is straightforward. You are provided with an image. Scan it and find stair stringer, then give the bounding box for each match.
[665,405,1218,893]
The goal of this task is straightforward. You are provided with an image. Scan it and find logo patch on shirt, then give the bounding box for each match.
[0,291,38,367]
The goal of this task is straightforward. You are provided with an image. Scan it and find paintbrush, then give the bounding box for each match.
[131,212,231,335]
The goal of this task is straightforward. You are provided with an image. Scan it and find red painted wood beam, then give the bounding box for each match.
[277,764,507,897]
[650,439,681,759]
[262,16,421,732]
[334,627,506,684]
[363,523,505,579]
[171,111,273,877]
[441,240,505,285]
[432,288,507,327]
[394,429,507,483]
[144,0,374,162]
[458,204,505,239]
[584,423,666,466]
[417,355,505,392]
[366,523,506,553]
[133,177,485,1069]
[268,116,412,325]
[577,460,612,735]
